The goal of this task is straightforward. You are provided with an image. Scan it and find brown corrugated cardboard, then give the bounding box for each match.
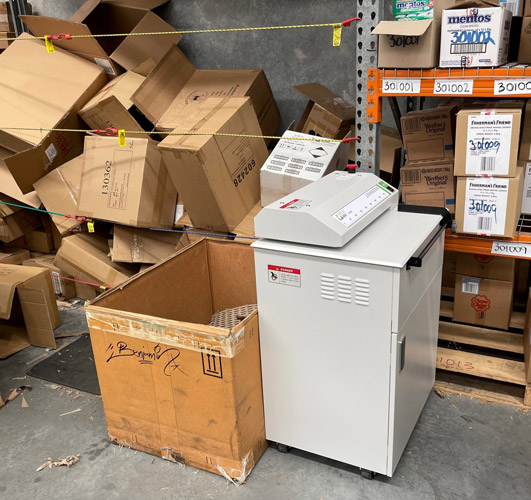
[456,253,516,281]
[158,97,268,233]
[518,16,531,64]
[0,264,59,358]
[294,83,355,139]
[400,160,456,213]
[380,127,402,187]
[0,196,42,243]
[0,34,106,193]
[79,71,147,131]
[454,103,523,177]
[111,225,181,264]
[232,202,262,242]
[0,146,41,208]
[132,45,281,138]
[373,20,441,68]
[33,155,84,236]
[23,254,76,299]
[54,233,137,289]
[11,227,54,254]
[442,250,457,290]
[21,1,180,77]
[0,248,30,265]
[524,289,531,382]
[401,106,456,162]
[518,99,531,161]
[454,274,513,330]
[455,167,524,237]
[85,238,267,480]
[0,31,13,50]
[78,136,177,228]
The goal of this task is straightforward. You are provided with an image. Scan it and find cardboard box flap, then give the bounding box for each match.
[0,326,30,359]
[293,82,356,121]
[70,0,101,22]
[0,264,47,319]
[373,19,433,36]
[132,45,196,124]
[0,149,41,208]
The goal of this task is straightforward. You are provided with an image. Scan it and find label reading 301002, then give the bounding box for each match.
[433,80,473,95]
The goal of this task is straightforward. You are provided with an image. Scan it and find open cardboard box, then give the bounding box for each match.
[0,195,42,243]
[21,0,181,77]
[85,238,267,481]
[0,264,59,358]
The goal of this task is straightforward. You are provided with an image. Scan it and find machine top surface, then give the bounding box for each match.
[253,209,442,268]
[254,172,399,248]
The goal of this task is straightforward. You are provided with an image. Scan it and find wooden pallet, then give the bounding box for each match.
[436,300,531,409]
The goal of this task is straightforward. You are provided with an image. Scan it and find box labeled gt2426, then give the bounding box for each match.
[440,7,512,68]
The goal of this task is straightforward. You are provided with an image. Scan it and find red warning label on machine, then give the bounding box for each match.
[267,265,301,287]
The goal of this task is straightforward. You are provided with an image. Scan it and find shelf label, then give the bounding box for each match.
[491,241,531,258]
[382,78,421,94]
[433,79,474,95]
[494,79,531,96]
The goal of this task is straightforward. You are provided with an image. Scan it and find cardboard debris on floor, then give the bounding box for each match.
[36,455,80,472]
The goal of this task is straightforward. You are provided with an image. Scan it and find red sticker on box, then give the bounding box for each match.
[471,295,491,313]
[268,265,301,287]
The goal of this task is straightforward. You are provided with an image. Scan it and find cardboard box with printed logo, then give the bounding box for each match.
[22,1,181,77]
[132,45,281,138]
[85,238,267,481]
[373,19,441,69]
[401,106,456,162]
[454,274,513,329]
[400,160,456,213]
[454,103,523,177]
[456,252,516,281]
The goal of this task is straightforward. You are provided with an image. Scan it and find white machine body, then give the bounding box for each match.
[253,172,445,477]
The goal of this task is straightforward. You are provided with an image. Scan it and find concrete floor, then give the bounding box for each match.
[1,310,531,500]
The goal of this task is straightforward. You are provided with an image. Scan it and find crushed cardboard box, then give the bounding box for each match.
[11,227,54,254]
[0,146,41,208]
[86,238,267,481]
[0,248,30,265]
[23,254,76,299]
[0,195,42,243]
[0,264,59,358]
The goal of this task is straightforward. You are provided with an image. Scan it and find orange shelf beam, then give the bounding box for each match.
[444,230,531,259]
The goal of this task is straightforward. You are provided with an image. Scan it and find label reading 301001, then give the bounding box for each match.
[382,79,421,94]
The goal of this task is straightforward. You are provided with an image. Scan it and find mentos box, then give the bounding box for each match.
[440,7,512,68]
[394,0,434,20]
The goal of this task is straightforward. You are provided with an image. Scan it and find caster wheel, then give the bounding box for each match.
[277,443,291,454]
[360,468,375,480]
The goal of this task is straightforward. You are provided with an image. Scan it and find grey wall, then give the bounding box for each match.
[30,0,398,132]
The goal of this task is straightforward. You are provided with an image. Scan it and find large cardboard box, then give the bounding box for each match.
[132,45,281,137]
[293,83,355,140]
[400,160,456,213]
[456,252,516,281]
[111,225,181,264]
[0,264,59,358]
[454,103,523,177]
[54,233,137,290]
[0,248,30,265]
[373,20,441,69]
[0,35,106,193]
[440,7,512,68]
[21,1,181,77]
[455,167,524,237]
[85,239,267,481]
[454,274,513,329]
[455,167,524,238]
[33,155,84,236]
[401,106,456,162]
[0,196,42,243]
[78,136,177,228]
[158,97,268,233]
[524,289,531,382]
[259,131,349,207]
[23,254,76,299]
[79,71,148,131]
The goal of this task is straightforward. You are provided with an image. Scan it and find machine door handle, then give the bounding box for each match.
[398,336,406,373]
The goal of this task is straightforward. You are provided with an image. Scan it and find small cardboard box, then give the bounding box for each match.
[440,7,512,68]
[400,160,456,213]
[518,99,531,161]
[0,34,106,193]
[85,238,267,481]
[455,167,524,237]
[0,196,42,243]
[454,103,523,177]
[0,248,30,265]
[111,225,181,264]
[54,233,137,290]
[0,264,59,358]
[293,83,355,139]
[79,71,149,132]
[401,106,456,162]
[22,1,181,77]
[259,130,349,207]
[158,97,268,233]
[454,274,513,329]
[373,19,441,69]
[23,253,76,299]
[524,289,531,382]
[11,227,54,254]
[132,45,281,138]
[33,155,84,236]
[78,136,177,228]
[394,0,469,20]
[456,252,516,281]
[521,160,531,214]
